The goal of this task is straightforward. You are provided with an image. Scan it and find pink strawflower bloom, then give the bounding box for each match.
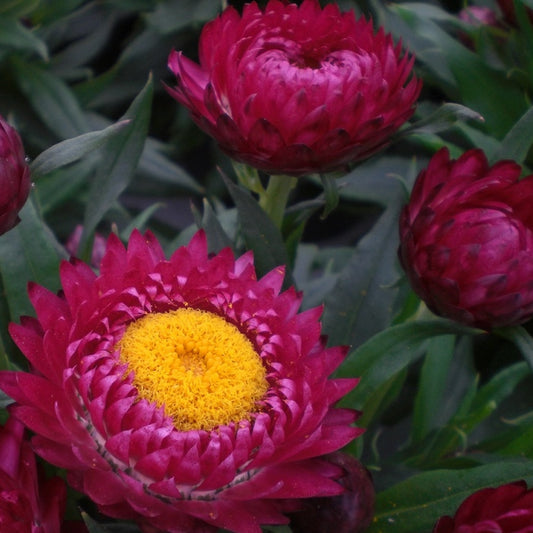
[0,116,31,235]
[399,148,533,330]
[0,416,67,533]
[0,230,362,533]
[166,0,421,176]
[459,5,500,27]
[433,481,533,532]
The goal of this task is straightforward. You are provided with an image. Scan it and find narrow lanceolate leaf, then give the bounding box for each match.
[0,198,64,321]
[0,0,39,18]
[12,59,89,139]
[495,325,533,373]
[199,199,234,254]
[368,460,533,533]
[492,106,533,165]
[222,173,292,285]
[322,200,403,350]
[411,335,456,443]
[80,76,153,257]
[337,320,476,426]
[399,103,484,138]
[0,18,48,60]
[30,120,130,179]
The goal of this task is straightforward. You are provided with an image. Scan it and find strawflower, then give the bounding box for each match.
[398,148,533,330]
[0,229,361,533]
[0,415,67,533]
[166,0,421,176]
[433,481,533,532]
[0,116,31,236]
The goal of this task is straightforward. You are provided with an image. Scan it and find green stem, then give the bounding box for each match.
[259,174,297,229]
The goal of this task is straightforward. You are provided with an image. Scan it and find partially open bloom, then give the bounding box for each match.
[167,0,421,176]
[0,230,361,533]
[398,148,533,330]
[0,116,31,235]
[433,481,533,532]
[0,415,67,532]
[289,452,375,533]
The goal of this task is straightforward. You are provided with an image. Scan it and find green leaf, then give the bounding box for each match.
[368,460,533,533]
[399,103,484,138]
[81,76,153,256]
[493,106,533,164]
[12,59,89,139]
[0,197,64,321]
[198,199,234,254]
[146,0,220,34]
[222,173,292,284]
[321,201,403,349]
[81,513,111,533]
[495,325,533,373]
[30,120,130,179]
[0,0,39,17]
[319,174,339,219]
[389,2,528,137]
[33,158,93,215]
[411,335,456,443]
[139,139,203,194]
[0,18,48,60]
[120,203,163,241]
[337,320,477,426]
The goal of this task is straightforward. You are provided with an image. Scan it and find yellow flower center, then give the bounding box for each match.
[117,308,268,431]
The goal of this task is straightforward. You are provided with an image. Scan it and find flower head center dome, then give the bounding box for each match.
[117,308,268,432]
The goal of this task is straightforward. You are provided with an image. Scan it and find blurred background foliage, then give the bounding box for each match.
[2,0,533,531]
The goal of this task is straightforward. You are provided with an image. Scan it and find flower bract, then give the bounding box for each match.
[0,116,31,236]
[166,0,421,176]
[0,416,68,533]
[0,230,361,533]
[433,481,533,532]
[399,148,533,330]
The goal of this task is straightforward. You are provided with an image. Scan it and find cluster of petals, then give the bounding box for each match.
[433,481,533,532]
[166,0,421,176]
[0,416,70,533]
[0,116,31,236]
[399,148,533,330]
[0,229,361,533]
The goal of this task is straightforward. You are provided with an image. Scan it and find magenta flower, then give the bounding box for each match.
[0,230,361,533]
[0,416,67,533]
[0,116,31,235]
[433,481,533,532]
[398,148,533,330]
[166,0,421,176]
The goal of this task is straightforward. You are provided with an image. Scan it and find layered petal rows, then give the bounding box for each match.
[399,148,533,330]
[433,481,533,532]
[166,0,421,176]
[0,230,361,533]
[0,416,68,533]
[0,116,31,235]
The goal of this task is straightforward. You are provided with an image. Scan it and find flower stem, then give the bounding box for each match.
[259,174,297,229]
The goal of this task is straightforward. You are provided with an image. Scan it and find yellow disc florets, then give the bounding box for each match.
[117,308,268,431]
